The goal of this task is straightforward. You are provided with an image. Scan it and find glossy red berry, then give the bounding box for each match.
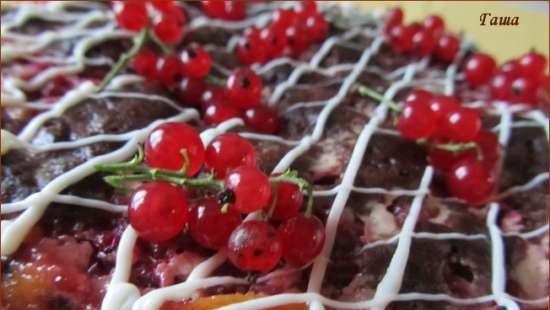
[260,25,288,59]
[509,76,539,104]
[295,0,318,18]
[388,24,415,53]
[278,215,325,266]
[224,166,271,213]
[518,51,547,80]
[464,53,497,87]
[180,45,211,78]
[285,23,310,57]
[133,48,158,80]
[203,102,242,125]
[189,198,242,250]
[156,56,184,87]
[153,13,184,44]
[237,26,268,65]
[384,7,403,34]
[113,1,148,31]
[397,101,437,139]
[128,182,189,242]
[447,159,495,205]
[178,78,206,108]
[144,122,205,175]
[304,13,329,43]
[227,220,282,272]
[423,15,445,37]
[271,9,297,30]
[490,72,515,100]
[225,68,263,109]
[428,149,475,172]
[434,34,460,63]
[428,95,460,122]
[150,0,176,12]
[411,28,436,57]
[202,0,246,21]
[205,133,257,178]
[476,130,500,168]
[405,89,433,105]
[243,105,279,134]
[499,59,521,76]
[441,108,481,142]
[270,182,304,221]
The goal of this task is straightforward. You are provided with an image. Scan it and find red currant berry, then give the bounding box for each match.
[499,59,521,76]
[423,15,445,37]
[156,56,184,87]
[295,0,318,18]
[205,133,257,179]
[224,166,271,213]
[150,0,176,12]
[428,95,460,122]
[260,25,288,59]
[447,159,495,205]
[153,13,184,44]
[133,48,158,80]
[225,68,263,109]
[490,72,515,100]
[285,23,311,57]
[203,101,242,125]
[227,220,282,272]
[388,24,415,53]
[464,52,497,88]
[128,182,189,242]
[434,34,460,63]
[189,198,242,250]
[509,76,539,104]
[237,26,268,65]
[428,149,476,172]
[178,78,206,108]
[144,122,205,175]
[518,51,547,80]
[278,215,325,266]
[405,89,433,105]
[384,7,403,34]
[202,0,245,21]
[476,130,500,169]
[397,101,437,139]
[243,105,279,134]
[201,86,225,106]
[411,28,436,57]
[113,1,148,32]
[271,9,297,31]
[270,182,304,221]
[304,13,329,43]
[180,45,211,78]
[441,108,481,142]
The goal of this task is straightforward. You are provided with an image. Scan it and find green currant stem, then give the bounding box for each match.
[205,75,226,86]
[433,141,478,152]
[98,29,148,92]
[148,30,174,54]
[104,172,224,190]
[269,170,315,218]
[357,85,401,112]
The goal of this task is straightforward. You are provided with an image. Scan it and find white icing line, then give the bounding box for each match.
[2,194,125,214]
[369,167,434,310]
[90,91,185,112]
[495,172,549,200]
[487,203,520,310]
[502,224,549,239]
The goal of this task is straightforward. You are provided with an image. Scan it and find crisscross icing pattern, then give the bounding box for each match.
[0,2,548,310]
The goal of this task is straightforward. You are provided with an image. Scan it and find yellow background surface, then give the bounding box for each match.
[355,1,549,63]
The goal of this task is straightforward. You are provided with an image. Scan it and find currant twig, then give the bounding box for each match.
[205,75,226,86]
[269,169,315,217]
[357,85,401,112]
[433,141,478,153]
[98,28,148,91]
[94,146,144,172]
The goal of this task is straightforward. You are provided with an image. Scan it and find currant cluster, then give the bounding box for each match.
[113,0,185,44]
[359,86,497,205]
[384,8,460,63]
[201,0,246,21]
[464,51,548,106]
[96,123,325,272]
[236,1,328,65]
